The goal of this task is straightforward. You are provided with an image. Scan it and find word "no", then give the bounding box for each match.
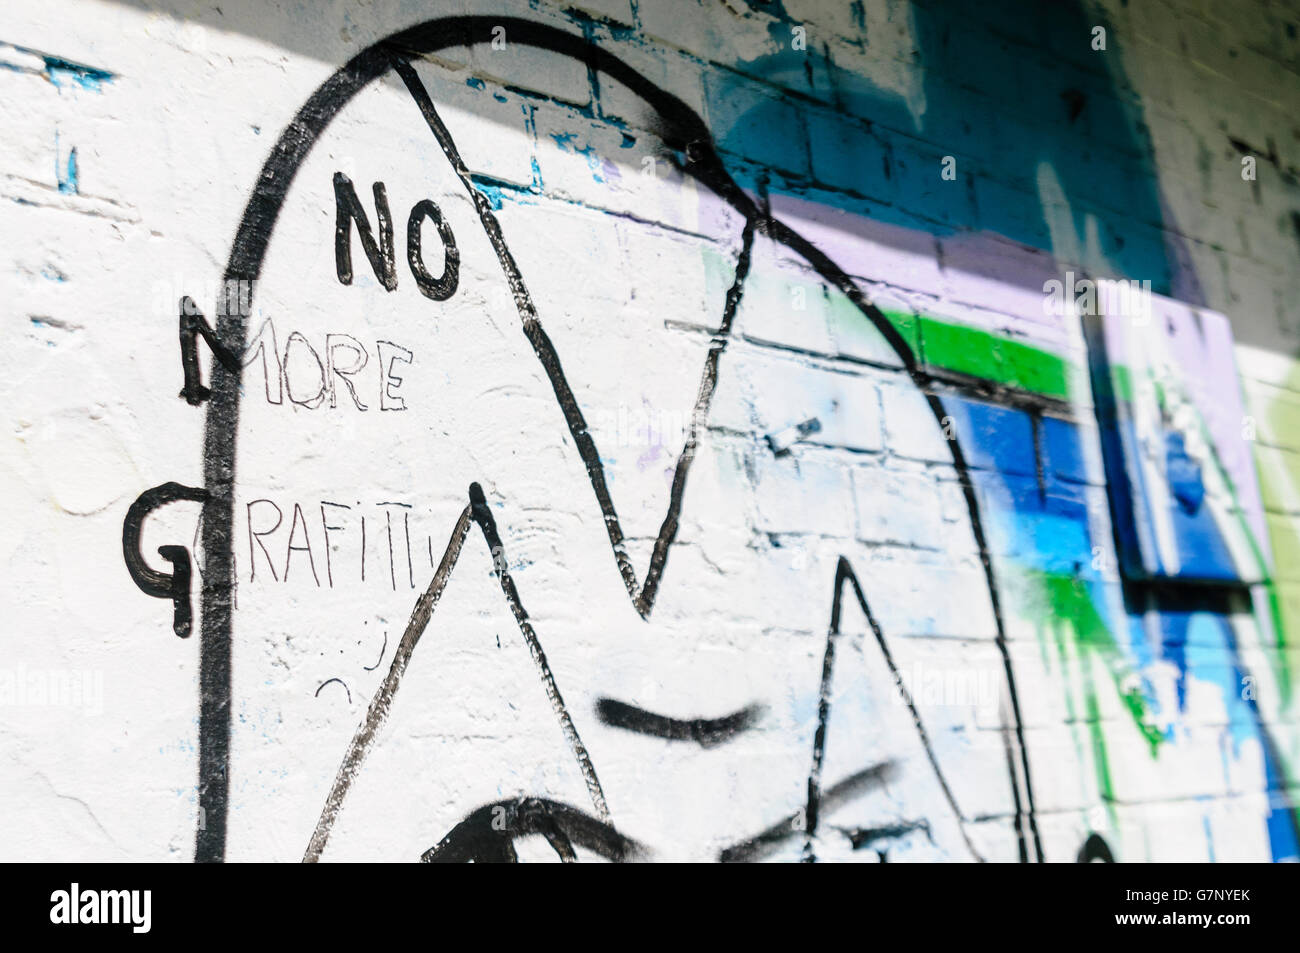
[334,172,459,300]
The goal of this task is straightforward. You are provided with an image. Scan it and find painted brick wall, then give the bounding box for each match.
[2,0,1299,862]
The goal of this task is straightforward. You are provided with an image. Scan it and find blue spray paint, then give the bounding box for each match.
[54,131,78,195]
[44,55,114,91]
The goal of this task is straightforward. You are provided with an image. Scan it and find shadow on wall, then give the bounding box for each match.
[97,0,1202,306]
[719,0,1192,301]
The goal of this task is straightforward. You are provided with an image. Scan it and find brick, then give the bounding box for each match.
[702,70,810,179]
[709,344,883,454]
[852,460,943,549]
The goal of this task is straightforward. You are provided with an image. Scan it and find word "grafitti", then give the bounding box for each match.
[245,497,461,590]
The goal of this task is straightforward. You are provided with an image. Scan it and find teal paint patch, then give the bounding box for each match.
[469,175,506,210]
[549,131,579,151]
[44,55,114,91]
[468,173,537,210]
[547,130,606,183]
[0,42,114,91]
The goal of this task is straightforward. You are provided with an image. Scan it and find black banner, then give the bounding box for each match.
[6,863,1286,940]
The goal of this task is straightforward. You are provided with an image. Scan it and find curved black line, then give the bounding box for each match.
[195,40,398,864]
[362,630,387,672]
[422,797,640,863]
[192,15,1037,861]
[314,678,352,704]
[1077,832,1115,863]
[595,698,764,747]
[998,696,1031,863]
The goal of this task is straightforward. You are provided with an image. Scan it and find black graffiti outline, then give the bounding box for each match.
[134,16,1043,862]
[388,27,1037,861]
[421,796,642,863]
[305,484,988,861]
[803,557,986,862]
[302,482,607,862]
[720,761,898,863]
[362,630,387,672]
[1077,832,1115,863]
[314,677,352,704]
[593,698,765,748]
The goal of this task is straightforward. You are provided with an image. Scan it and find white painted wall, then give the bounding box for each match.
[1,0,1298,862]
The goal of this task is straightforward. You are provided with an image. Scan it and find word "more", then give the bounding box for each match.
[240,317,415,412]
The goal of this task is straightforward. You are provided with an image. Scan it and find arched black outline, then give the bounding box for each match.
[183,16,1040,862]
[314,677,352,704]
[421,796,642,863]
[1077,832,1115,862]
